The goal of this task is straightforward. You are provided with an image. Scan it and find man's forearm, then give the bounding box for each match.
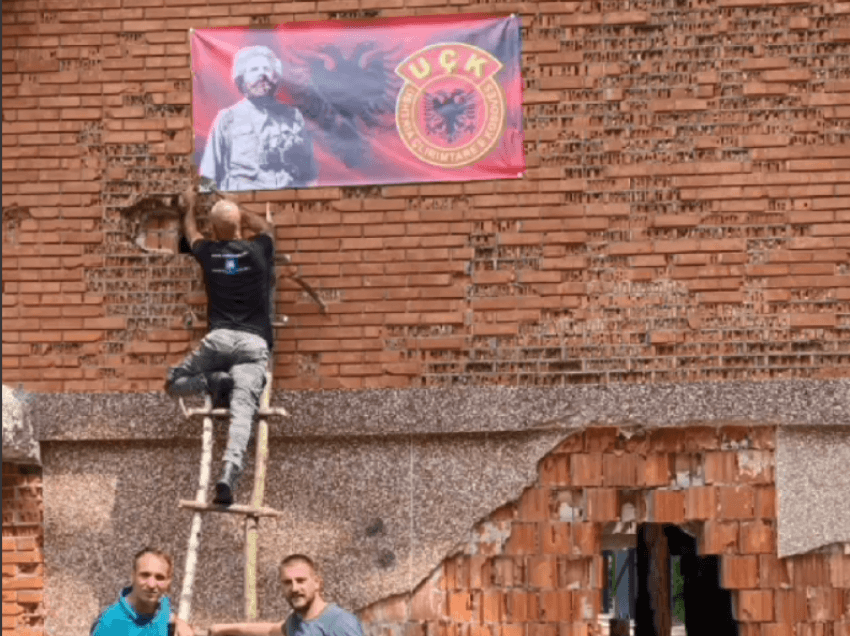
[209,622,280,636]
[183,184,201,241]
[240,208,272,236]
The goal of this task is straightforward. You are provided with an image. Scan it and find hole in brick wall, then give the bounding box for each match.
[328,10,380,19]
[116,195,184,255]
[2,205,32,245]
[599,524,741,636]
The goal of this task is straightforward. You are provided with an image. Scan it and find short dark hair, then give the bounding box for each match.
[134,547,173,577]
[280,553,319,575]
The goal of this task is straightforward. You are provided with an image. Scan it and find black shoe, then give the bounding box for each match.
[213,462,239,506]
[207,372,234,409]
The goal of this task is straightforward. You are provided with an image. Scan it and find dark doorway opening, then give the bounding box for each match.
[603,524,740,636]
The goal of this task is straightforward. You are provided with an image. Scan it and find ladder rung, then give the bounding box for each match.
[178,499,284,517]
[182,406,289,418]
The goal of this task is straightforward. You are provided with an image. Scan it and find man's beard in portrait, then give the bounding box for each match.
[245,75,275,99]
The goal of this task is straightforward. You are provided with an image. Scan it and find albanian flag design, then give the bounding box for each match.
[191,14,525,191]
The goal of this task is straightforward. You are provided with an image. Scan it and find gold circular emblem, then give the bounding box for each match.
[396,43,506,168]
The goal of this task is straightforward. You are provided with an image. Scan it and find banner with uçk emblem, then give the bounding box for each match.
[190,14,525,192]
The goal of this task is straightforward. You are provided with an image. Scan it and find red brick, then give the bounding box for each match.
[570,523,601,556]
[570,589,600,622]
[448,592,473,622]
[719,485,756,520]
[528,556,557,589]
[702,520,739,554]
[506,523,538,555]
[749,427,776,451]
[585,428,619,453]
[807,587,843,622]
[791,554,831,587]
[586,489,618,522]
[539,590,572,621]
[649,490,685,524]
[686,486,718,520]
[643,454,672,487]
[753,486,776,519]
[722,555,759,588]
[759,554,792,590]
[761,624,794,636]
[830,553,850,588]
[488,555,520,587]
[540,454,570,487]
[505,591,537,623]
[602,453,641,487]
[480,590,503,622]
[740,520,776,554]
[737,590,774,622]
[499,626,525,636]
[705,452,738,484]
[773,589,807,623]
[570,453,602,486]
[518,488,552,522]
[540,523,570,555]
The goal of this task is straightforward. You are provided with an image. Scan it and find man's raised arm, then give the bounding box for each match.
[209,622,283,636]
[240,206,273,239]
[182,183,204,247]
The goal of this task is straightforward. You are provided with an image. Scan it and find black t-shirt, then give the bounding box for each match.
[192,233,274,349]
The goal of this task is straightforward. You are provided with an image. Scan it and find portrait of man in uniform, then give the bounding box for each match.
[199,45,318,192]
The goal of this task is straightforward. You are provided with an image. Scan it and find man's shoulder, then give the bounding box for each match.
[91,599,125,634]
[212,100,251,130]
[191,238,212,258]
[241,234,274,260]
[321,605,361,632]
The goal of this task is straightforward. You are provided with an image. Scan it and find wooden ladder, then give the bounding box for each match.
[175,370,289,622]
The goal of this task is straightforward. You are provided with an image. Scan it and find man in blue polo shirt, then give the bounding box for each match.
[91,548,193,636]
[207,554,363,636]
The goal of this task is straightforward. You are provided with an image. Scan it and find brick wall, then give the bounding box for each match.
[357,426,850,636]
[2,463,46,636]
[3,0,850,392]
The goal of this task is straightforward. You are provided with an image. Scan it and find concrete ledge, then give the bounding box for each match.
[776,426,850,557]
[31,379,850,442]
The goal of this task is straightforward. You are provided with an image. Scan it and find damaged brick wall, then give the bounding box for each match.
[356,426,850,636]
[2,463,46,636]
[3,0,850,391]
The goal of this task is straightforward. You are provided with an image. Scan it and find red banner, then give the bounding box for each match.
[191,14,525,192]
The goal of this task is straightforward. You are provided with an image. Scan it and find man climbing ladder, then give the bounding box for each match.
[166,184,276,506]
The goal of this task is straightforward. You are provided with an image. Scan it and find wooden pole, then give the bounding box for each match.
[245,201,275,620]
[244,376,271,620]
[178,404,214,621]
[636,523,671,636]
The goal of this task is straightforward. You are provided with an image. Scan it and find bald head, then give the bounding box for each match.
[210,200,241,240]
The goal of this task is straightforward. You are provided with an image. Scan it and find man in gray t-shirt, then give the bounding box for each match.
[208,555,364,636]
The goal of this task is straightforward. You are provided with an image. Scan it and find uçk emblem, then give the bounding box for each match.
[396,43,505,168]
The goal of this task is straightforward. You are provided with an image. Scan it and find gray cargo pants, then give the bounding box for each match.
[166,328,269,471]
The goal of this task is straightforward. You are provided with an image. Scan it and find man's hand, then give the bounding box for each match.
[181,185,197,213]
[207,622,283,636]
[174,617,195,636]
[239,206,273,238]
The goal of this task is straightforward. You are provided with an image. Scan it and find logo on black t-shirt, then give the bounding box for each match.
[225,258,237,274]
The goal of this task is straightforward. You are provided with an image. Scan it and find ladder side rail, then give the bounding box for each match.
[178,397,215,621]
[245,201,275,620]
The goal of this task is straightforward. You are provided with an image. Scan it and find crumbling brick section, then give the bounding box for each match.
[2,0,850,392]
[357,426,850,636]
[2,463,46,636]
